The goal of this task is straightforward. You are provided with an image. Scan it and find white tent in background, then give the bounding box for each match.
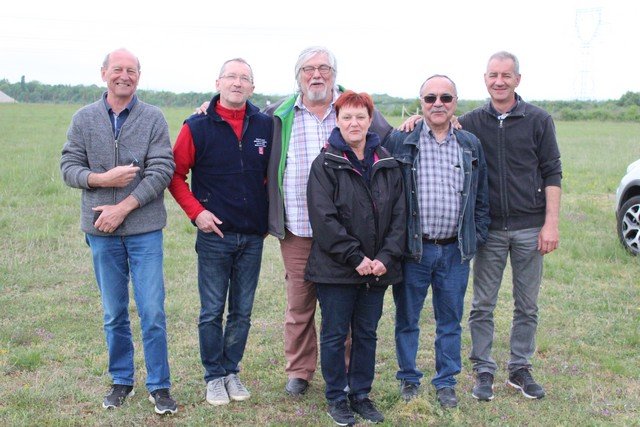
[0,90,17,103]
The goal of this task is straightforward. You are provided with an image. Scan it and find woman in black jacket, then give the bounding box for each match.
[306,91,405,425]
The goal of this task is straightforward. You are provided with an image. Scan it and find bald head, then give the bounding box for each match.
[102,48,140,72]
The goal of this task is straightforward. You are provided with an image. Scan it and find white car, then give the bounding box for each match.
[615,158,640,255]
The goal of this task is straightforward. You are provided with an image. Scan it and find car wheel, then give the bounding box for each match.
[617,195,640,255]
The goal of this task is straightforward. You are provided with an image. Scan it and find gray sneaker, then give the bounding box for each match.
[206,378,230,405]
[224,373,251,401]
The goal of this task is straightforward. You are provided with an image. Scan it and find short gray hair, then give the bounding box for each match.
[218,58,254,83]
[488,51,520,75]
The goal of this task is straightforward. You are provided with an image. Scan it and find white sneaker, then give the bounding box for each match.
[206,378,230,405]
[224,374,251,401]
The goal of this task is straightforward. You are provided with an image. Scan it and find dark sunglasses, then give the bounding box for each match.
[422,94,455,104]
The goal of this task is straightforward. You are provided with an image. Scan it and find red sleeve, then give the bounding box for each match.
[168,124,206,220]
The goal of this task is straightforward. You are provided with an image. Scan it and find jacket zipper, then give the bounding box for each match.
[497,115,509,230]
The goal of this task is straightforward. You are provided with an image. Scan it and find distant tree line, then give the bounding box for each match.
[2,78,639,122]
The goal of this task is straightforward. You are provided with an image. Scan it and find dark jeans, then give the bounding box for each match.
[196,230,264,382]
[394,242,470,389]
[317,283,386,403]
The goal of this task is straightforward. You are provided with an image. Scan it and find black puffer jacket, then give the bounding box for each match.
[305,129,406,286]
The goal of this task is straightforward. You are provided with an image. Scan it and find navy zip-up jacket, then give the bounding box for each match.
[184,95,272,235]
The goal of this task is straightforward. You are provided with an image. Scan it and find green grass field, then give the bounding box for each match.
[1,103,639,426]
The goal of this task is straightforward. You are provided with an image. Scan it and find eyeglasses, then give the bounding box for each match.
[300,65,333,76]
[220,74,253,84]
[422,94,455,104]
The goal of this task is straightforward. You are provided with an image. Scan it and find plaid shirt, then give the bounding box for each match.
[417,125,464,239]
[282,92,338,237]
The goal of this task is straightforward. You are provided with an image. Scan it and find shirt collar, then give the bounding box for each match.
[422,122,455,144]
[103,92,138,115]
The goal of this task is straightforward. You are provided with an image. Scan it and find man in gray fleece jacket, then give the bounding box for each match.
[60,48,177,415]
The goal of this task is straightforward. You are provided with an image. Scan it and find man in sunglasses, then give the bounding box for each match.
[385,75,490,408]
[61,48,177,414]
[461,51,562,402]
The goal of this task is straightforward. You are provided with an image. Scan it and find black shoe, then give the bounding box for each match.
[436,387,458,408]
[400,380,419,402]
[349,396,384,423]
[327,399,356,426]
[148,388,178,415]
[285,378,309,396]
[507,368,545,399]
[472,372,495,401]
[102,384,134,409]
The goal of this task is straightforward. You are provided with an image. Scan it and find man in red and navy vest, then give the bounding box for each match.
[168,58,272,407]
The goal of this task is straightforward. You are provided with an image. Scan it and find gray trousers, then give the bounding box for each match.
[468,227,543,374]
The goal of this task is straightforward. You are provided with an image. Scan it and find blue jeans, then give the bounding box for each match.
[196,230,264,382]
[394,242,470,389]
[469,227,543,374]
[85,230,171,392]
[317,283,386,403]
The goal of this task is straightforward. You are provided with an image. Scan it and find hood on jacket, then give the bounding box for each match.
[327,127,380,157]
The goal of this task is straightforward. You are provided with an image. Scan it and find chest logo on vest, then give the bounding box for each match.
[254,138,268,155]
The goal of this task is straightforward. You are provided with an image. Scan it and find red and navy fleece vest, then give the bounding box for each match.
[185,96,273,235]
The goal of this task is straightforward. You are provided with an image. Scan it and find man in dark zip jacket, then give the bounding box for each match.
[459,51,562,402]
[168,59,272,406]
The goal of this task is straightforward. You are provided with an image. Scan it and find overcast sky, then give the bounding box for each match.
[1,0,637,101]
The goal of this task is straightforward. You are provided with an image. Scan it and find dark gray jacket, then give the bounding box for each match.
[61,96,175,236]
[458,94,562,231]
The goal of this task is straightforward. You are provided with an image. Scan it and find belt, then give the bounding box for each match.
[422,235,457,245]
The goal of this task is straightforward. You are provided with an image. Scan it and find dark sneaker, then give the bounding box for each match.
[148,388,178,415]
[327,399,356,426]
[102,384,134,409]
[472,372,495,401]
[507,368,545,399]
[436,387,458,408]
[349,396,384,423]
[400,380,420,402]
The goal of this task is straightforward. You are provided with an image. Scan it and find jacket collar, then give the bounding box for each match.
[483,92,526,118]
[205,93,259,121]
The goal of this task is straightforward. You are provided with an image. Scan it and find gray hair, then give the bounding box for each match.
[102,48,141,71]
[419,74,457,97]
[219,58,254,83]
[488,51,520,75]
[294,46,337,84]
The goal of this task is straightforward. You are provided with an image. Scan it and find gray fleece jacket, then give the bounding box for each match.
[60,96,175,236]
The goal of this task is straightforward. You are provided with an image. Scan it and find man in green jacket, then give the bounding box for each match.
[263,46,393,397]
